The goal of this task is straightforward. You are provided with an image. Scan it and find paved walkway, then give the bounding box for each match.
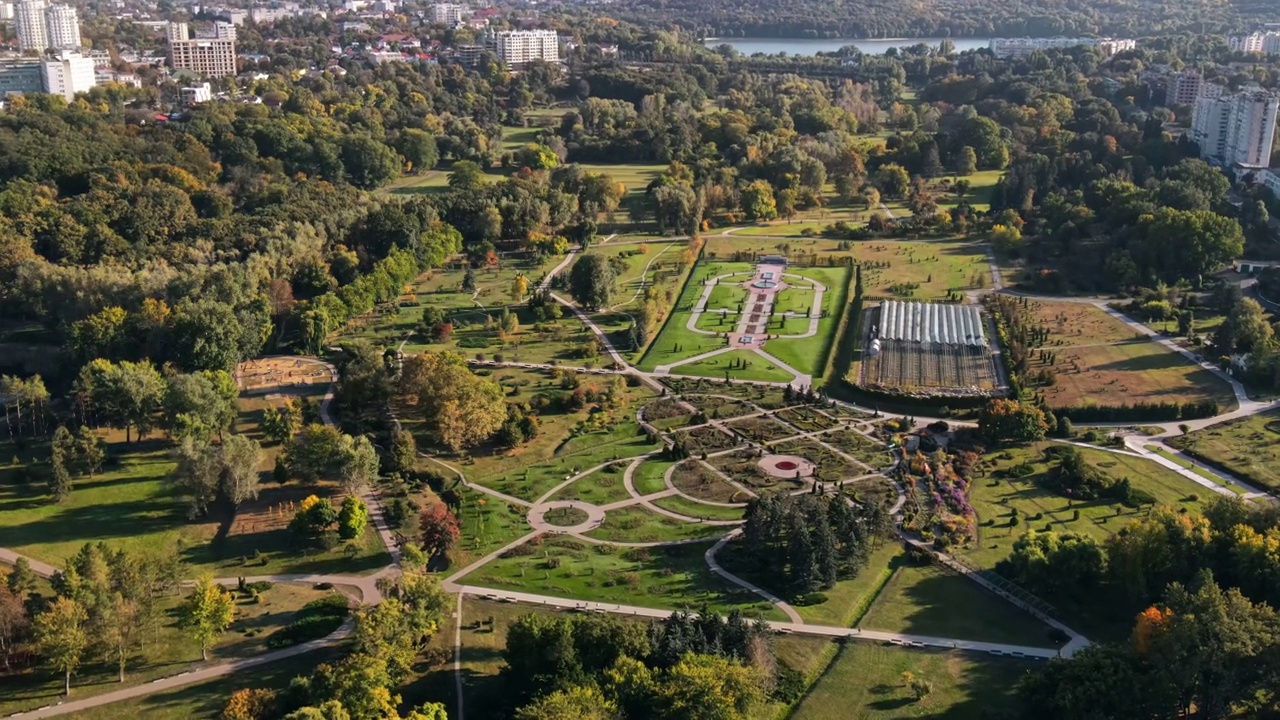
[17,621,356,719]
[446,584,1064,658]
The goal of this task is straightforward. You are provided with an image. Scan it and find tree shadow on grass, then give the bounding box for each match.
[867,565,1059,648]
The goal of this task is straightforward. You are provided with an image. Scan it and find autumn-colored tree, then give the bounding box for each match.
[398,352,506,451]
[221,688,279,720]
[178,577,236,661]
[1132,605,1173,657]
[33,597,88,696]
[510,274,530,302]
[978,399,1047,444]
[420,502,461,557]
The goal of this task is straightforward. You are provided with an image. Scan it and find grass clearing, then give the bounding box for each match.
[1144,446,1245,494]
[1170,410,1280,491]
[670,349,797,383]
[964,443,1210,569]
[858,562,1059,648]
[648,493,746,522]
[1025,301,1138,346]
[790,642,1032,720]
[583,505,730,543]
[1037,341,1235,410]
[467,535,783,620]
[72,647,345,720]
[1,583,347,717]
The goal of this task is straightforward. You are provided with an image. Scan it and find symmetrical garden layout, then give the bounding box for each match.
[640,258,847,387]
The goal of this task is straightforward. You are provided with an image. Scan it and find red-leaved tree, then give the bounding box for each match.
[420,502,461,557]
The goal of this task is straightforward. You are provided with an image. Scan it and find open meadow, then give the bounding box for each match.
[1170,410,1280,491]
[1012,301,1235,411]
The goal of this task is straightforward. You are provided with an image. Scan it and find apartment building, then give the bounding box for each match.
[1193,84,1280,170]
[14,0,81,51]
[491,29,559,68]
[1169,69,1203,106]
[167,21,238,77]
[428,2,467,24]
[44,3,79,49]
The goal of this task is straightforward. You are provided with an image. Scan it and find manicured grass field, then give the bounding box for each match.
[648,493,746,522]
[466,535,785,620]
[669,349,797,383]
[789,643,1032,720]
[631,458,677,496]
[858,562,1059,648]
[963,443,1210,570]
[718,540,903,626]
[583,505,730,543]
[1,583,346,717]
[764,266,851,379]
[1037,340,1235,410]
[547,462,643,506]
[702,237,990,302]
[641,258,849,381]
[1144,446,1245,494]
[1170,410,1280,491]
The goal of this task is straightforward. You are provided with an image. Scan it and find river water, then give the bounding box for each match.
[703,36,994,56]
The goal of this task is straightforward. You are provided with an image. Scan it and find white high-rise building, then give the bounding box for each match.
[1192,91,1232,160]
[1231,33,1266,53]
[1227,88,1280,168]
[41,51,95,100]
[1231,31,1280,55]
[15,0,81,51]
[428,2,467,24]
[14,0,48,52]
[1193,84,1280,170]
[490,29,559,69]
[44,3,80,49]
[213,20,236,40]
[167,21,190,42]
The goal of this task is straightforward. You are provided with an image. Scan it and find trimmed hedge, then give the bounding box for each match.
[265,595,351,649]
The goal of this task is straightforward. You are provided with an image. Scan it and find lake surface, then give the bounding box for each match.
[703,36,993,56]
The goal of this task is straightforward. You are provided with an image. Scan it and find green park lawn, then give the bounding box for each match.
[342,255,597,365]
[858,562,1060,648]
[547,461,645,507]
[1169,410,1280,491]
[671,349,797,383]
[637,262,756,371]
[1,583,348,717]
[763,266,851,380]
[69,648,344,720]
[963,443,1210,570]
[467,535,785,620]
[631,458,677,496]
[707,280,751,310]
[0,436,390,577]
[582,505,731,543]
[789,642,1032,720]
[717,540,903,627]
[1144,446,1244,494]
[647,493,746,522]
[703,237,992,302]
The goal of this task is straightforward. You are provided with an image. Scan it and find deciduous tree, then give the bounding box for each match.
[33,597,88,696]
[178,577,236,661]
